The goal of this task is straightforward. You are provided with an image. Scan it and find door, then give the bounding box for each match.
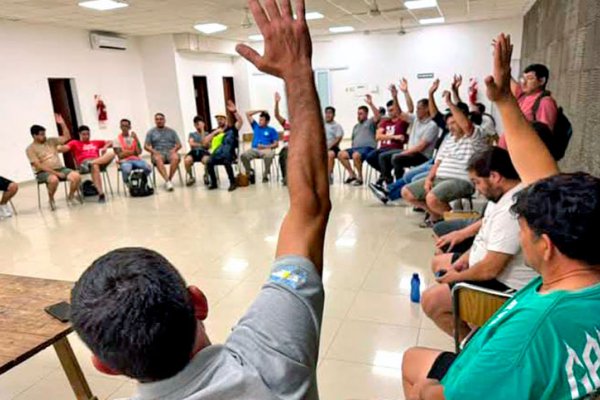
[193,76,212,131]
[222,77,236,125]
[48,78,79,169]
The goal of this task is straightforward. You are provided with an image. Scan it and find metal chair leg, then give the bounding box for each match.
[103,170,114,196]
[9,200,17,215]
[37,183,42,210]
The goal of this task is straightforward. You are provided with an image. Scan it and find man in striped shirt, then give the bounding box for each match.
[402,91,489,226]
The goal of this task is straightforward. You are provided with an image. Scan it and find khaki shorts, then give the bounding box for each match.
[406,177,474,203]
[36,168,74,184]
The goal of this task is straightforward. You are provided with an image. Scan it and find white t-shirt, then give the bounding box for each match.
[469,184,538,290]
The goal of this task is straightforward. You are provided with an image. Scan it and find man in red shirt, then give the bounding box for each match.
[498,63,557,148]
[65,125,114,202]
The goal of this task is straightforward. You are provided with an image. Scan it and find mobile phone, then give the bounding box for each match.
[434,269,447,279]
[44,301,71,323]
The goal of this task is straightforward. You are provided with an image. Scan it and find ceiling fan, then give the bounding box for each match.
[351,0,405,17]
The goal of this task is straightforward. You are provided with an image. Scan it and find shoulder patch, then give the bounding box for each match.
[270,265,308,290]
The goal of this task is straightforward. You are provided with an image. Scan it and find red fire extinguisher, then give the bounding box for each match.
[95,95,108,128]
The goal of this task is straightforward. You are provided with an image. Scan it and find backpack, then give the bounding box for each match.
[532,91,573,161]
[82,180,99,197]
[127,169,154,197]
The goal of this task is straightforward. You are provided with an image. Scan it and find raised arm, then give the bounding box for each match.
[55,114,71,144]
[444,90,473,135]
[226,100,244,131]
[236,0,331,271]
[451,74,464,104]
[364,94,381,124]
[273,92,287,126]
[400,78,414,114]
[485,34,559,184]
[245,109,263,126]
[428,79,440,117]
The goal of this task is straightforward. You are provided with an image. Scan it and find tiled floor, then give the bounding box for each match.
[0,169,453,400]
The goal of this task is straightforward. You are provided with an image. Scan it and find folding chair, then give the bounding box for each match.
[152,161,184,188]
[76,162,114,197]
[36,178,69,210]
[9,200,17,216]
[451,282,513,353]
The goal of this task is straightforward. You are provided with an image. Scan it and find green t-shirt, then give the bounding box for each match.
[441,276,600,400]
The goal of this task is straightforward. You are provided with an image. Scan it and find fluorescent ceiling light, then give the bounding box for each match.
[404,0,438,10]
[248,34,264,41]
[194,23,228,34]
[419,17,445,25]
[329,26,355,33]
[78,0,128,11]
[306,11,325,20]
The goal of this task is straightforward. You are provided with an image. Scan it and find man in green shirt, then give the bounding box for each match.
[402,34,600,400]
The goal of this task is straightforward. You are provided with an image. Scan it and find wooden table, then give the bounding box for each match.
[0,274,97,400]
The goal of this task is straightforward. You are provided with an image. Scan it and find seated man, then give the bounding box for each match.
[338,95,381,186]
[205,100,244,191]
[65,125,114,203]
[70,5,331,399]
[184,116,213,186]
[144,113,182,192]
[240,110,279,183]
[365,84,410,180]
[402,33,600,400]
[0,176,18,218]
[26,115,82,210]
[113,118,151,184]
[421,147,537,340]
[273,92,292,185]
[324,106,344,183]
[401,92,489,227]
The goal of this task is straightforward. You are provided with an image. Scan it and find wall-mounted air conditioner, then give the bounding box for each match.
[90,33,128,51]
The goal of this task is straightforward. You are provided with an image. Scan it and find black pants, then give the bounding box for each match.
[207,154,235,186]
[376,149,403,182]
[279,147,288,181]
[392,152,429,180]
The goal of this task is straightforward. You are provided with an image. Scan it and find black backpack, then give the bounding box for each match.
[127,169,154,197]
[532,91,573,161]
[82,180,98,197]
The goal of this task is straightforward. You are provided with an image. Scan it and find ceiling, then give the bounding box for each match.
[0,0,536,40]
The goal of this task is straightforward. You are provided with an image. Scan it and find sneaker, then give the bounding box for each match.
[375,177,385,187]
[49,198,57,211]
[344,177,357,185]
[249,171,256,185]
[208,184,218,190]
[0,205,9,218]
[165,181,174,192]
[372,181,388,194]
[98,194,106,204]
[368,183,389,205]
[228,183,238,192]
[203,174,210,186]
[186,176,196,187]
[351,179,364,187]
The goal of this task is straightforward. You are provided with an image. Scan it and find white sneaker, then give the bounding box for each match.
[0,205,9,218]
[4,204,13,217]
[165,181,174,192]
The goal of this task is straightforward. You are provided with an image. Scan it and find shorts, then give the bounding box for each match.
[187,148,210,163]
[406,177,474,203]
[427,352,457,381]
[328,145,341,157]
[0,176,13,192]
[344,146,375,162]
[152,151,176,165]
[36,168,73,184]
[78,159,94,174]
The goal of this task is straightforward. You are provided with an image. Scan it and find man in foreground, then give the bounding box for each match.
[402,33,600,400]
[65,125,114,203]
[144,113,182,191]
[71,2,331,399]
[26,115,82,210]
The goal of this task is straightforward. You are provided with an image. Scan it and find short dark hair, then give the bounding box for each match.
[120,118,131,125]
[259,111,271,122]
[193,116,205,124]
[378,106,386,116]
[358,106,369,114]
[325,106,336,115]
[30,125,46,136]
[78,125,90,133]
[468,147,519,181]
[417,98,429,108]
[155,113,165,118]
[386,100,395,108]
[524,64,550,88]
[445,102,470,122]
[532,121,561,161]
[511,173,600,266]
[71,248,196,381]
[476,103,486,114]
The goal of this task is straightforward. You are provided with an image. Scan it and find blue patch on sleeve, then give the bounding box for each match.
[270,265,308,290]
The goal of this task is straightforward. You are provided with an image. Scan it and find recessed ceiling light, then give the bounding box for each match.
[419,17,445,25]
[78,0,128,11]
[404,0,437,10]
[194,23,228,34]
[329,26,355,33]
[248,34,264,41]
[306,12,325,20]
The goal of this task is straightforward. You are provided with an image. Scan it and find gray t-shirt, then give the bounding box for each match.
[131,256,324,400]
[351,118,377,148]
[145,127,181,153]
[406,114,440,159]
[325,121,344,148]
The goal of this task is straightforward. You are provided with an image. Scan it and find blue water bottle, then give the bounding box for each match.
[410,273,421,303]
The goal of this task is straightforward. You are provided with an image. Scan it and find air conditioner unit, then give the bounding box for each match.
[90,33,128,51]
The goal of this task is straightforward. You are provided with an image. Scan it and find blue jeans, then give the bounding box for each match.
[388,160,433,201]
[120,160,152,182]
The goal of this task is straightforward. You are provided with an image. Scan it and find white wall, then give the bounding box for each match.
[0,21,149,182]
[248,17,523,134]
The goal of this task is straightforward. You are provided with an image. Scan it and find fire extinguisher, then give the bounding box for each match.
[95,95,108,129]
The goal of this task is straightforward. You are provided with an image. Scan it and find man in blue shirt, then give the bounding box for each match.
[241,110,280,183]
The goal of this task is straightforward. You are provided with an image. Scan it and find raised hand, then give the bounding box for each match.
[442,90,452,105]
[235,0,312,81]
[399,77,409,93]
[55,114,65,125]
[226,100,237,112]
[485,33,514,103]
[365,94,374,105]
[274,92,282,103]
[429,78,440,95]
[452,74,463,90]
[389,84,398,98]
